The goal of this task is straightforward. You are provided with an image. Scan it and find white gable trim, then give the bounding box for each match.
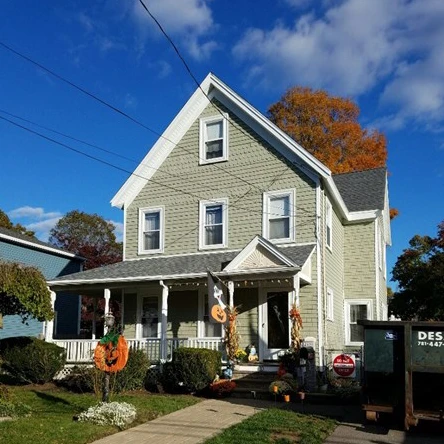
[223,235,296,272]
[110,72,384,225]
[111,77,212,209]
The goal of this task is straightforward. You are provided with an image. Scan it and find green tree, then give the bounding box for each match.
[390,221,444,320]
[48,210,122,270]
[0,261,53,328]
[0,209,35,237]
[49,210,123,337]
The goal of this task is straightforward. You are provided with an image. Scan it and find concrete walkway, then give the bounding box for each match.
[91,398,444,444]
[91,398,272,444]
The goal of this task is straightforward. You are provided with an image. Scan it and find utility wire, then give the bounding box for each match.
[0,108,234,194]
[0,114,315,228]
[0,40,263,193]
[136,0,317,215]
[0,39,316,218]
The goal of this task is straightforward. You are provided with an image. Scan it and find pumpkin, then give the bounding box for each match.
[94,335,129,373]
[211,304,227,323]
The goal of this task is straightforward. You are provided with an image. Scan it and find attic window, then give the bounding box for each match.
[199,114,228,164]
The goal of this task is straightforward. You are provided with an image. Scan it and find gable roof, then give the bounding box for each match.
[48,243,315,288]
[333,167,386,212]
[111,72,331,210]
[0,226,84,260]
[110,72,387,225]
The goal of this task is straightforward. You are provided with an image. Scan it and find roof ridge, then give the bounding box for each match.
[332,166,387,177]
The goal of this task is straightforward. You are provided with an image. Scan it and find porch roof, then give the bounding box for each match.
[47,243,315,288]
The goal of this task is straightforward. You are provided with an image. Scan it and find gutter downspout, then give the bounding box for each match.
[316,180,324,367]
[160,280,169,362]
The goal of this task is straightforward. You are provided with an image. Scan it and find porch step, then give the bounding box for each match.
[230,364,279,400]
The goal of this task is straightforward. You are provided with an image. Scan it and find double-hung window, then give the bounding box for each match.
[263,190,295,242]
[139,207,164,254]
[345,300,372,345]
[199,199,228,249]
[199,115,228,164]
[326,198,333,250]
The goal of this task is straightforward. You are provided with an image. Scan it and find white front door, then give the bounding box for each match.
[259,290,291,360]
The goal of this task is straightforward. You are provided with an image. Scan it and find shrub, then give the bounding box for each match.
[114,349,150,392]
[57,366,97,393]
[0,337,66,384]
[161,347,222,394]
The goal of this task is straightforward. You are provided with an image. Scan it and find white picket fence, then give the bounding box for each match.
[53,338,224,364]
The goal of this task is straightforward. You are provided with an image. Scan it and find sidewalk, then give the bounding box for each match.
[90,398,272,444]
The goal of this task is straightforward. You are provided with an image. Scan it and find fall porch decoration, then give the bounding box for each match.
[289,303,303,350]
[94,334,129,373]
[224,305,240,362]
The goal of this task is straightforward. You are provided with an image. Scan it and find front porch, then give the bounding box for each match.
[53,337,224,364]
[47,238,316,365]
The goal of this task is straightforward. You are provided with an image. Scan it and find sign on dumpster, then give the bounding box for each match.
[332,354,356,378]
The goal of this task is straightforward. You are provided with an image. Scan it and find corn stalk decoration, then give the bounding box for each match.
[289,303,303,350]
[224,306,240,362]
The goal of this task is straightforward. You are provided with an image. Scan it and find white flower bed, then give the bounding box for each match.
[78,402,137,429]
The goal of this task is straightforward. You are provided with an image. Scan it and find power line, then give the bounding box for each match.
[0,40,265,193]
[0,39,317,218]
[135,1,320,216]
[0,108,232,194]
[0,114,316,229]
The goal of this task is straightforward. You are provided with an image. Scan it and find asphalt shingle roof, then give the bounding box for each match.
[49,243,315,285]
[333,167,386,212]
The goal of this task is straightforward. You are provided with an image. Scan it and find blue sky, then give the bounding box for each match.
[1,0,443,287]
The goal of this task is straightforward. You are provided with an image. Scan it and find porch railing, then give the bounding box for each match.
[53,338,224,364]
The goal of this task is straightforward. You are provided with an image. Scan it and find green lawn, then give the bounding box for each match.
[205,408,337,444]
[0,384,200,444]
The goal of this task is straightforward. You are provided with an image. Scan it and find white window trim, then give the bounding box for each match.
[199,198,228,250]
[199,114,229,165]
[344,299,373,346]
[326,198,333,251]
[138,206,165,255]
[262,189,296,243]
[326,287,334,321]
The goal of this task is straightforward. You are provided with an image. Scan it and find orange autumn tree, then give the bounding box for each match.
[268,87,387,174]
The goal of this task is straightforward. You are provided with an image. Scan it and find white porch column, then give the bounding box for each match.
[160,281,169,361]
[104,288,111,334]
[92,297,97,340]
[45,290,57,342]
[293,274,300,307]
[227,281,234,307]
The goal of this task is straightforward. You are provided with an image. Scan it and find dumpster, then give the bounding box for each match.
[359,320,444,429]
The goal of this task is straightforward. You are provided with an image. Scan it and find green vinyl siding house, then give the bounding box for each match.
[48,73,391,367]
[0,226,84,340]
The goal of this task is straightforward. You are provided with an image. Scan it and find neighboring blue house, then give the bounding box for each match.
[0,226,84,339]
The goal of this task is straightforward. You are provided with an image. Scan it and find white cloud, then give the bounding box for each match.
[8,206,62,220]
[233,0,444,128]
[8,206,62,242]
[110,221,124,242]
[130,0,218,60]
